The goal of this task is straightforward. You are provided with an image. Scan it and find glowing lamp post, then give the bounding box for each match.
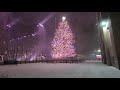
[101,21,107,27]
[100,20,110,29]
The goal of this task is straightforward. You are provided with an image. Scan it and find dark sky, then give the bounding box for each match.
[0,12,99,55]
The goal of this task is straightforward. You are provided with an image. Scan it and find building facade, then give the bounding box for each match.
[98,12,120,69]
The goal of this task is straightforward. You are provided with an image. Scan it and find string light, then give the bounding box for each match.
[9,33,36,42]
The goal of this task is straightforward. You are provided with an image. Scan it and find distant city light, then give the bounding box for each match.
[96,55,102,59]
[96,55,101,56]
[97,49,101,52]
[7,25,11,27]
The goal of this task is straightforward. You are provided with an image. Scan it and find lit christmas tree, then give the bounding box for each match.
[51,16,76,59]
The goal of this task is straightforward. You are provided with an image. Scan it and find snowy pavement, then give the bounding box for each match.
[0,61,120,78]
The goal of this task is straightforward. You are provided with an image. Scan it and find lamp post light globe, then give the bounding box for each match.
[101,21,107,26]
[100,20,109,28]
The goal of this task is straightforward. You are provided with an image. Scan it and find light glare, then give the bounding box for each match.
[62,16,66,21]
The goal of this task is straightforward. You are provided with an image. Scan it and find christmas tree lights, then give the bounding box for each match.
[51,16,76,59]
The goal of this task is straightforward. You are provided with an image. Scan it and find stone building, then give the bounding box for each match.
[97,12,120,69]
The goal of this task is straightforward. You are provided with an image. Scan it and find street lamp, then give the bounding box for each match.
[101,21,107,26]
[100,20,110,28]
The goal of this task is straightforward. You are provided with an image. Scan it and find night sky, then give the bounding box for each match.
[0,12,99,55]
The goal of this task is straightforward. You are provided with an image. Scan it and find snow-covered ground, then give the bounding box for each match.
[0,61,120,78]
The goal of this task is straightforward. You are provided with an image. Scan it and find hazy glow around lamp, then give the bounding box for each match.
[101,20,109,27]
[101,21,107,26]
